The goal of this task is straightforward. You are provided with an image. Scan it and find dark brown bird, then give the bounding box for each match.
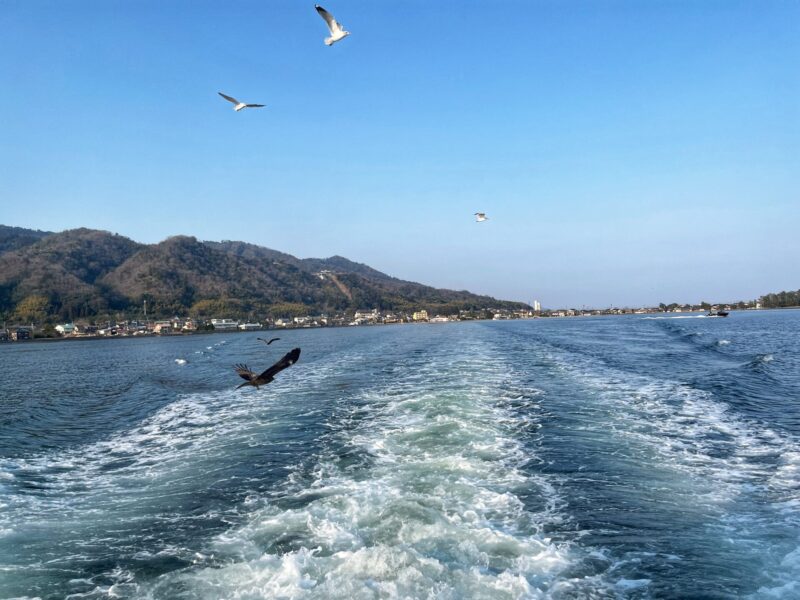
[234,348,301,390]
[257,337,281,345]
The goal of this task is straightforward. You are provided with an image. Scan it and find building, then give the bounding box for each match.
[354,309,379,322]
[55,323,76,336]
[210,318,239,331]
[533,300,541,313]
[153,321,174,334]
[412,310,429,321]
[238,322,262,331]
[12,327,32,341]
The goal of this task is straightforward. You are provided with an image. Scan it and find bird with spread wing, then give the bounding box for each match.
[218,92,265,112]
[315,5,350,46]
[234,348,300,389]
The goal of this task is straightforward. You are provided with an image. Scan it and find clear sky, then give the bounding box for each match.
[1,1,798,307]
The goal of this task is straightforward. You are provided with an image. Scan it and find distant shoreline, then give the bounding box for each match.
[0,318,484,345]
[4,308,798,347]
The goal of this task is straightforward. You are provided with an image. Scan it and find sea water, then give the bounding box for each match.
[1,310,799,598]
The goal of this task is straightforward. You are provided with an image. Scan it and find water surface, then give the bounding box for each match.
[1,311,799,598]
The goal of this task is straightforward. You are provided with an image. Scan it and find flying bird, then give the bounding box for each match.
[257,337,281,345]
[234,348,301,390]
[474,212,489,222]
[315,5,350,46]
[218,92,265,112]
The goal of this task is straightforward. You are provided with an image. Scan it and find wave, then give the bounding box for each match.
[539,341,800,594]
[745,353,775,371]
[651,320,742,358]
[642,315,708,320]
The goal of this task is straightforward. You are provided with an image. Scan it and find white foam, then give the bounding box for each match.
[615,578,651,590]
[753,546,800,598]
[174,358,187,365]
[146,345,587,597]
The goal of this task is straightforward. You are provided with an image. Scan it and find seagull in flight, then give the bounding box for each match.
[234,348,301,390]
[257,337,281,345]
[474,212,489,222]
[218,92,265,112]
[315,5,349,46]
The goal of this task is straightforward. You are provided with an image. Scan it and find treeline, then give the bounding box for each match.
[759,289,800,309]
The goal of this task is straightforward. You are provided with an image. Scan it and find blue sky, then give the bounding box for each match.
[1,0,798,307]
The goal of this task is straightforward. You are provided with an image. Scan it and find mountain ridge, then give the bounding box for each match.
[0,225,528,322]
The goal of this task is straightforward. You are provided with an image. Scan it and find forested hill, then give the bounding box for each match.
[0,226,528,322]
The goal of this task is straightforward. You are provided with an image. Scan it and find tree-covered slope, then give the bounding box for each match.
[0,226,529,321]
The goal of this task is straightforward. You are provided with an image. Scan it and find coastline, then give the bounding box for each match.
[4,308,794,347]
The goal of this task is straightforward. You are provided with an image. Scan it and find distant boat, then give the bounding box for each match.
[706,310,729,317]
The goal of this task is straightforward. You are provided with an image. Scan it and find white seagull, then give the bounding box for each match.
[218,92,265,112]
[315,5,350,46]
[474,212,489,222]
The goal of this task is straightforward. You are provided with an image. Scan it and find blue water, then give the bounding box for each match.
[1,311,799,598]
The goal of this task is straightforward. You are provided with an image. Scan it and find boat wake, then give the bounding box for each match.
[147,344,604,598]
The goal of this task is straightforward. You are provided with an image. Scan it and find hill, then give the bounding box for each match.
[0,226,528,322]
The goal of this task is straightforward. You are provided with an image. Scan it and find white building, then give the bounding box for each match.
[354,309,379,321]
[238,322,261,331]
[210,318,239,331]
[533,300,541,312]
[55,323,76,335]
